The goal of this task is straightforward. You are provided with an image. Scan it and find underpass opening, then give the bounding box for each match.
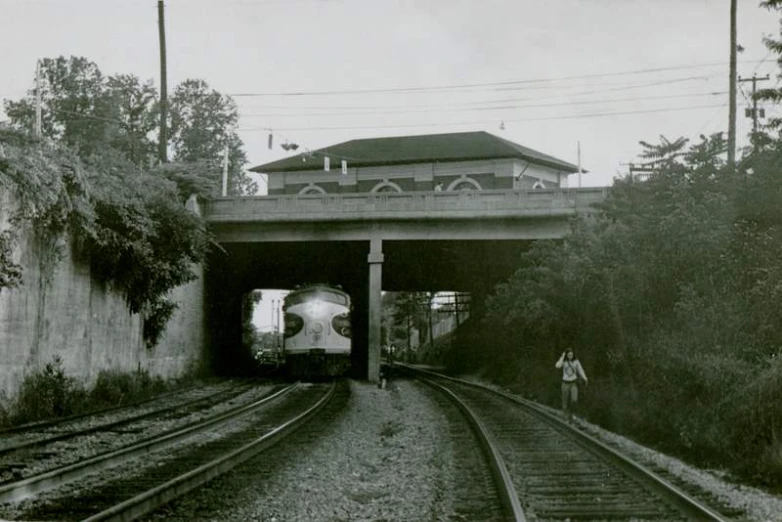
[380,239,535,370]
[382,291,472,367]
[205,237,544,380]
[205,241,369,378]
[244,288,287,373]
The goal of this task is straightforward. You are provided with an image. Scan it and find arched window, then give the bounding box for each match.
[298,184,327,195]
[447,176,482,191]
[370,181,403,193]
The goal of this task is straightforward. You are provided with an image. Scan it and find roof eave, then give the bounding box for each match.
[251,155,580,174]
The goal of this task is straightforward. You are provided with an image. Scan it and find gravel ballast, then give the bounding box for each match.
[147,379,461,521]
[144,377,782,522]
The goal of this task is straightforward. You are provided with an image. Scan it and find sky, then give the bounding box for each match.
[1,0,782,191]
[252,289,288,333]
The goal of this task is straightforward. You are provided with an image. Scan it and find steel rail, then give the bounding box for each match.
[0,381,257,457]
[402,365,728,522]
[0,383,299,503]
[0,381,207,435]
[82,380,336,522]
[419,378,526,522]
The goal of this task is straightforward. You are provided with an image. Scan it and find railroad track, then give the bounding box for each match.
[0,381,336,521]
[0,379,258,455]
[405,366,729,522]
[0,380,208,436]
[143,378,353,521]
[0,379,269,485]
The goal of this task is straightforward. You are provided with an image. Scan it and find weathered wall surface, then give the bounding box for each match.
[0,189,206,398]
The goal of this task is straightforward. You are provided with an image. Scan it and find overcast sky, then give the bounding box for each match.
[1,0,780,190]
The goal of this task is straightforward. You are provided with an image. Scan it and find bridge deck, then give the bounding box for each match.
[203,188,608,223]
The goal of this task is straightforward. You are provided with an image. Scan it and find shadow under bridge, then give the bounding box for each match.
[201,188,606,380]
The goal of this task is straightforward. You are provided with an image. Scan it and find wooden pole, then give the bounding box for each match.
[727,0,737,170]
[158,0,168,164]
[34,61,42,140]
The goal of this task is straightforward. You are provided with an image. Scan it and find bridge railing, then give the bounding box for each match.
[202,188,609,222]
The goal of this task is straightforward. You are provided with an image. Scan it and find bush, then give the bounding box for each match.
[89,368,168,409]
[12,356,87,424]
[722,356,782,489]
[0,391,10,428]
[6,359,176,427]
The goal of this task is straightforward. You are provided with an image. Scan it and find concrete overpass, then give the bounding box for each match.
[202,187,607,381]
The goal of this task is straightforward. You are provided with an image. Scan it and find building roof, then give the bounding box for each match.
[249,131,583,173]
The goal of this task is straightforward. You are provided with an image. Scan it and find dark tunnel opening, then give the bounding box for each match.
[204,239,535,379]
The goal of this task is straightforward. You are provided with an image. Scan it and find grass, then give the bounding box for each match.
[1,356,184,428]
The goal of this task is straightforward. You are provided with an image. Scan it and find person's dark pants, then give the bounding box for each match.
[561,381,578,418]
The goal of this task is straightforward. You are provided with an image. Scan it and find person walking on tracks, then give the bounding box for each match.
[555,349,588,422]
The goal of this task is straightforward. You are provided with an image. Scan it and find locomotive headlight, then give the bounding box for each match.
[306,299,325,318]
[311,322,324,334]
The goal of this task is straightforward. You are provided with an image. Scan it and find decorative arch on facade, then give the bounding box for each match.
[370,180,403,193]
[447,176,482,191]
[298,184,327,195]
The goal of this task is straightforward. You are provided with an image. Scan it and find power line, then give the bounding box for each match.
[234,75,724,111]
[227,59,769,98]
[237,104,726,132]
[696,100,730,137]
[239,91,728,118]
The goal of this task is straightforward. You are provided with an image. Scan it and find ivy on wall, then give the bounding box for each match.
[0,128,212,348]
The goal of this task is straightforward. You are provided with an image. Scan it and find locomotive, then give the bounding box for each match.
[282,284,351,378]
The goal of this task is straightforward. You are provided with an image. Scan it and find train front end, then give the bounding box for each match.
[282,285,351,378]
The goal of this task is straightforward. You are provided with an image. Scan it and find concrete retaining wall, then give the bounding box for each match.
[0,189,206,398]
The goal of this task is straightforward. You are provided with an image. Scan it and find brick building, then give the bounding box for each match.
[250,131,582,195]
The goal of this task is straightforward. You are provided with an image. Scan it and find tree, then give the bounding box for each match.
[391,292,420,353]
[104,74,159,166]
[169,79,257,195]
[241,290,263,353]
[3,57,256,198]
[4,56,109,156]
[3,57,160,167]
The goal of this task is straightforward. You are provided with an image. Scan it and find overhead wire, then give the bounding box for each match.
[233,74,724,111]
[238,104,727,132]
[239,91,728,118]
[226,59,767,98]
[701,47,779,149]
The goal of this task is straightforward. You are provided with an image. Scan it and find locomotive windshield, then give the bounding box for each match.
[284,288,349,309]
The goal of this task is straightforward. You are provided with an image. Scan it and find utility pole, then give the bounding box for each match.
[271,299,276,334]
[221,145,229,196]
[739,74,770,136]
[34,60,42,140]
[157,0,168,164]
[727,0,738,170]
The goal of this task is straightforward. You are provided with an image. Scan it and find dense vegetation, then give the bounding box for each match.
[0,56,256,347]
[0,128,211,347]
[0,356,174,426]
[446,132,782,489]
[447,3,782,489]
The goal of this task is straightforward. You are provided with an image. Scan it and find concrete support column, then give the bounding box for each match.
[367,237,383,382]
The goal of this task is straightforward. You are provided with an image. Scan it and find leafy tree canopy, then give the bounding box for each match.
[3,56,257,197]
[169,79,257,196]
